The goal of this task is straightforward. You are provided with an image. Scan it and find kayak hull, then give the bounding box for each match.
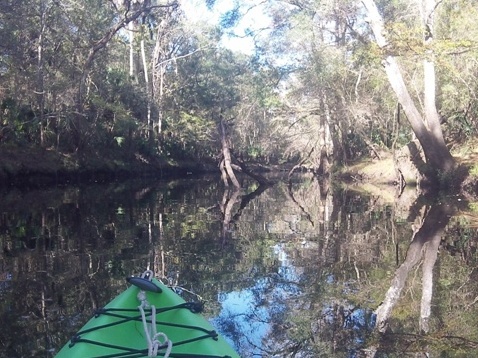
[55,278,239,358]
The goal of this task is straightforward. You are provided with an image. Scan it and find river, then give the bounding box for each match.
[0,175,477,357]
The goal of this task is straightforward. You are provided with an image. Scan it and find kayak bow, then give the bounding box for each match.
[55,270,240,358]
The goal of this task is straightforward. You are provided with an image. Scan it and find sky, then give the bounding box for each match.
[181,0,272,55]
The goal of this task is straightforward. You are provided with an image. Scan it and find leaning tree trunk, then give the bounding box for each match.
[219,116,241,188]
[362,0,455,177]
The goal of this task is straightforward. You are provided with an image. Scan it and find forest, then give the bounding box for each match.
[1,0,478,190]
[3,2,478,356]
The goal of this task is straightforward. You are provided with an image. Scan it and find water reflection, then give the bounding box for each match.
[364,196,471,357]
[374,200,456,334]
[0,177,477,357]
[214,243,302,356]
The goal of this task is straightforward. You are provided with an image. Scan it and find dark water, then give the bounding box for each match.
[1,176,478,357]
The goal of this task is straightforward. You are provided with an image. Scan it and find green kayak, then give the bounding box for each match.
[55,270,240,358]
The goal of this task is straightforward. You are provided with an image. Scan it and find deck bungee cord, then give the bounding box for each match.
[137,283,172,358]
[57,270,237,358]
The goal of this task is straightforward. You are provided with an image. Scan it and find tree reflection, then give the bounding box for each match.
[374,200,456,333]
[365,196,466,356]
[1,179,478,357]
[218,183,271,244]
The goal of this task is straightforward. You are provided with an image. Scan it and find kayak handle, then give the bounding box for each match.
[126,276,162,293]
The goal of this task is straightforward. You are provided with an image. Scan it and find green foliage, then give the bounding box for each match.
[470,165,478,178]
[162,112,216,160]
[1,0,478,176]
[447,111,478,140]
[247,146,262,159]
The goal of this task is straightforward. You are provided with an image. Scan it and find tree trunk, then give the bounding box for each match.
[362,0,455,177]
[219,116,241,188]
[37,0,46,147]
[230,156,273,186]
[317,90,333,175]
[140,38,153,142]
[152,18,167,138]
[75,2,174,150]
[219,159,229,186]
[129,20,135,79]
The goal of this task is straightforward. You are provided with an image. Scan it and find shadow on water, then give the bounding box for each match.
[0,176,478,357]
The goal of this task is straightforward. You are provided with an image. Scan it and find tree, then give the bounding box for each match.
[240,0,389,173]
[431,1,478,143]
[73,0,178,151]
[170,46,244,186]
[362,0,456,182]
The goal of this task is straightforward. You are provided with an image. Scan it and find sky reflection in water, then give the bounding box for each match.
[213,243,301,355]
[1,179,478,357]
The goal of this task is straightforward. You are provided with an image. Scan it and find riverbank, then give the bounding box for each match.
[0,145,216,187]
[337,139,478,200]
[1,140,478,192]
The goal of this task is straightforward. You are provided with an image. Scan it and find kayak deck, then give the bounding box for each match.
[55,275,239,358]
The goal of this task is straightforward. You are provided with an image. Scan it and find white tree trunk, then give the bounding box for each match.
[361,0,455,173]
[421,0,445,143]
[129,21,135,78]
[141,39,152,139]
[152,19,167,136]
[219,117,241,188]
[37,0,47,146]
